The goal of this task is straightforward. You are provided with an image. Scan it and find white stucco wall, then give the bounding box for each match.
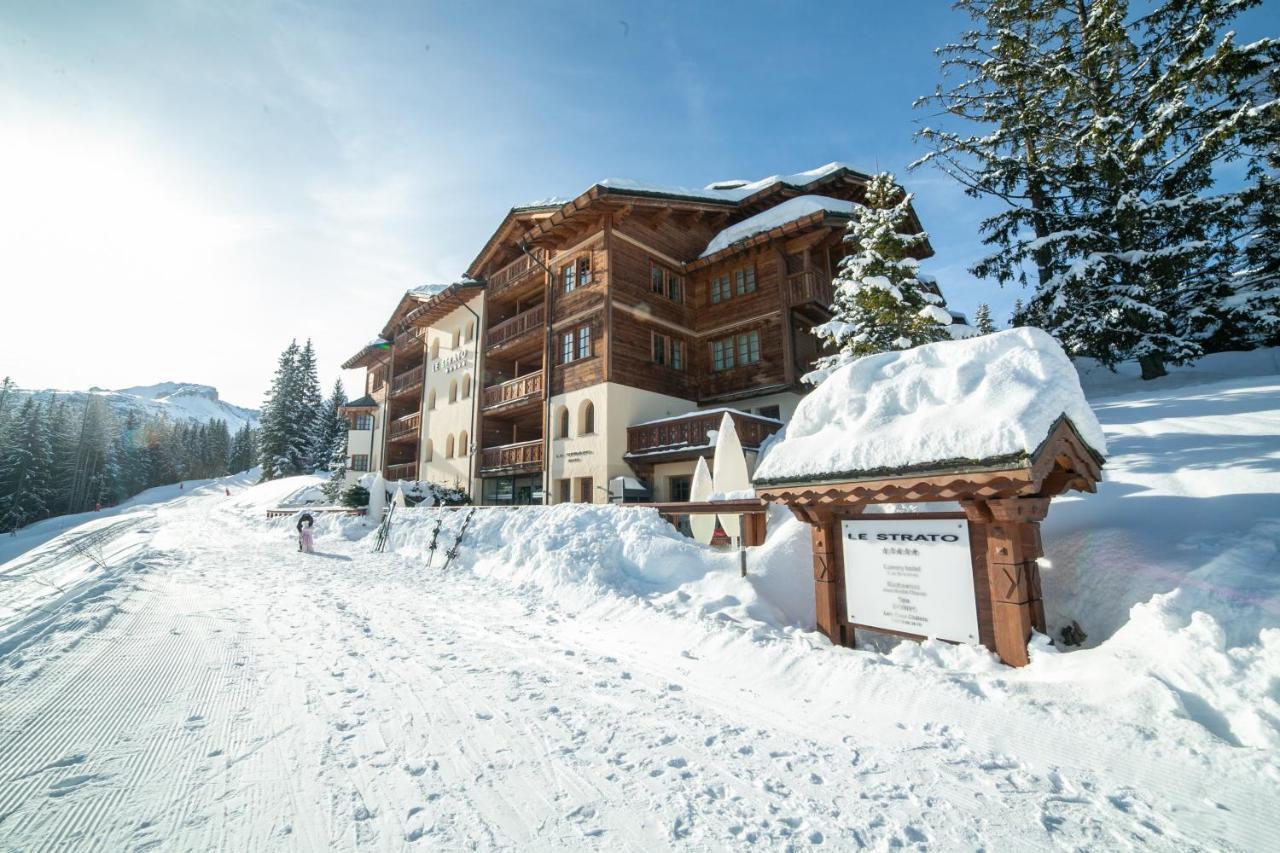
[420,295,484,495]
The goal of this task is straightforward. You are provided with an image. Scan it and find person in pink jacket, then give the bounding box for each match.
[296,513,315,554]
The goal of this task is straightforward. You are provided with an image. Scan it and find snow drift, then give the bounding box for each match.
[755,327,1107,484]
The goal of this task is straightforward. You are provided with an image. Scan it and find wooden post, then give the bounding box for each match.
[962,497,1049,667]
[795,507,846,647]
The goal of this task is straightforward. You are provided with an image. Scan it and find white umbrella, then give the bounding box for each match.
[711,412,750,540]
[688,457,716,545]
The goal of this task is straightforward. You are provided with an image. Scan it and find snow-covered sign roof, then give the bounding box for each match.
[753,328,1107,486]
[701,195,858,258]
[410,283,450,297]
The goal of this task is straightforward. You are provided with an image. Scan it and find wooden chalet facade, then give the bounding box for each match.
[340,163,946,504]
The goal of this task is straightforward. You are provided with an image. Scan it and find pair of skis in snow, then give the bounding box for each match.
[372,503,396,553]
[426,507,475,570]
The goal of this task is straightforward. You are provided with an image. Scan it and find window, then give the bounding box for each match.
[563,324,592,363]
[427,390,436,410]
[671,338,684,370]
[464,322,474,343]
[737,329,761,364]
[580,400,595,434]
[458,431,468,456]
[424,440,433,462]
[756,405,781,421]
[448,380,457,403]
[562,331,574,364]
[557,406,570,439]
[577,256,591,288]
[461,374,471,399]
[576,325,591,360]
[652,332,668,366]
[650,261,683,303]
[350,454,369,472]
[651,264,664,294]
[558,478,572,504]
[734,264,757,296]
[562,262,575,294]
[668,475,691,502]
[353,414,373,430]
[578,476,594,503]
[667,271,682,303]
[711,274,730,304]
[451,328,460,349]
[711,338,735,371]
[712,330,760,371]
[445,434,455,458]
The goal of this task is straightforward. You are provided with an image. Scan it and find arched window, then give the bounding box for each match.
[451,328,461,349]
[557,406,570,439]
[427,389,436,410]
[430,339,440,360]
[461,374,471,399]
[448,380,458,403]
[464,322,474,343]
[424,439,433,462]
[445,434,455,458]
[579,400,595,435]
[458,431,468,456]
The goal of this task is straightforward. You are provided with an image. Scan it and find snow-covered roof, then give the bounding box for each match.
[410,283,450,297]
[631,406,783,428]
[753,328,1107,485]
[701,195,858,258]
[598,162,854,205]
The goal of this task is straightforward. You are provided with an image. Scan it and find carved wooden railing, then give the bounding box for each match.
[627,410,783,456]
[387,412,420,441]
[786,270,833,308]
[481,370,543,411]
[385,462,417,480]
[486,303,545,349]
[487,250,547,298]
[479,440,543,473]
[391,365,425,395]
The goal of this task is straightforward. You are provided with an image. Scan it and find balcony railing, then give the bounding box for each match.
[627,410,783,458]
[486,303,545,350]
[479,440,543,474]
[385,462,417,481]
[487,250,546,298]
[786,270,833,309]
[481,370,543,411]
[391,365,425,396]
[387,412,421,441]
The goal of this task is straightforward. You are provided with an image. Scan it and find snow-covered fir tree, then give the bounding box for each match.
[296,339,325,471]
[258,340,308,480]
[0,398,53,532]
[973,303,996,334]
[810,173,952,378]
[318,380,350,502]
[1232,58,1280,346]
[916,0,1278,378]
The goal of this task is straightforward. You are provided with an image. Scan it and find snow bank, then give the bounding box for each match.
[755,328,1107,484]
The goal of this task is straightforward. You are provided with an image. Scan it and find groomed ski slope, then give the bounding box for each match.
[0,354,1277,850]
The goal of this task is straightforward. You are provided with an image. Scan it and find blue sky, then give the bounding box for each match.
[2,1,1273,405]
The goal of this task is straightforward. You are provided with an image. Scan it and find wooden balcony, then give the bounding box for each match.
[385,462,417,481]
[387,412,421,443]
[481,370,543,413]
[625,410,783,461]
[786,270,833,310]
[479,439,543,474]
[486,304,545,352]
[391,365,425,397]
[487,250,547,299]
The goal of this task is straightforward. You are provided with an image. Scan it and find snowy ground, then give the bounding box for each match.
[0,355,1277,850]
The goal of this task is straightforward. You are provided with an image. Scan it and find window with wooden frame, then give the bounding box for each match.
[710,273,730,304]
[561,262,576,294]
[711,338,735,371]
[711,329,760,371]
[576,255,591,288]
[651,332,668,366]
[650,264,664,294]
[576,325,591,360]
[650,261,683,303]
[561,331,575,364]
[667,270,682,302]
[671,338,684,370]
[561,324,592,363]
[651,332,684,370]
[350,454,370,472]
[734,264,757,296]
[353,414,373,430]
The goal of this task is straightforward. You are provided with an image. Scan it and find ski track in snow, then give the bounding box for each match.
[0,376,1278,849]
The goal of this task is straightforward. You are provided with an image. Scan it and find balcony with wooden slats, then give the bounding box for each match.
[387,411,421,444]
[485,303,545,357]
[625,409,783,464]
[385,462,418,481]
[480,370,543,414]
[487,250,547,302]
[786,270,834,310]
[478,439,543,475]
[390,364,425,398]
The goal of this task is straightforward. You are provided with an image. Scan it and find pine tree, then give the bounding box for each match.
[318,380,350,501]
[258,340,306,480]
[1011,298,1026,326]
[44,396,77,517]
[974,303,996,334]
[0,399,54,532]
[1232,60,1280,346]
[65,395,111,514]
[297,340,324,471]
[811,172,952,377]
[916,0,1279,377]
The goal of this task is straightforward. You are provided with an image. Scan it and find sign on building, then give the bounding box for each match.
[841,519,979,644]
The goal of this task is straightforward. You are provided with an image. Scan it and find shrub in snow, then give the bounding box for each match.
[340,484,369,508]
[811,172,950,380]
[755,327,1106,485]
